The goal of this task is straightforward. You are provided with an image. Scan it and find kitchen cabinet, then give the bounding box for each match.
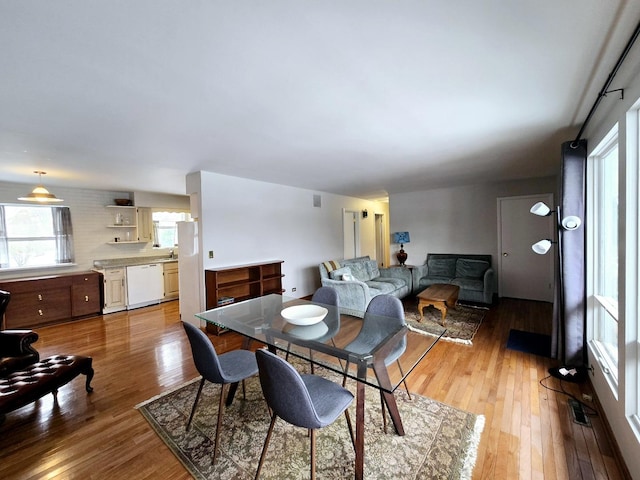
[204,260,284,334]
[105,205,153,244]
[163,262,179,300]
[0,272,102,329]
[71,273,102,317]
[102,267,127,313]
[137,207,153,242]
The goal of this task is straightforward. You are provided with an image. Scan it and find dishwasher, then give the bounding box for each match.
[126,263,164,309]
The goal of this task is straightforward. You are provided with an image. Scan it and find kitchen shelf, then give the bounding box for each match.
[104,204,152,245]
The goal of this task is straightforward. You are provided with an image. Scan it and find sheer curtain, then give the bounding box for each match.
[0,207,8,268]
[554,140,587,365]
[53,206,74,264]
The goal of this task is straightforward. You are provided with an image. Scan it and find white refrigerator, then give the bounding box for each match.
[177,221,203,324]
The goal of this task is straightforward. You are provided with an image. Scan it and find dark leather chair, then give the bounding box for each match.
[0,290,40,376]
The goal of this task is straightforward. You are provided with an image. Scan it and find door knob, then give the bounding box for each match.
[503,252,508,257]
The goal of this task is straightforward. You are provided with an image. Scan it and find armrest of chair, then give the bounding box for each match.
[411,264,429,294]
[0,330,40,357]
[483,268,495,300]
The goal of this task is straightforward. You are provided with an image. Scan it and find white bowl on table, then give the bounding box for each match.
[280,304,328,326]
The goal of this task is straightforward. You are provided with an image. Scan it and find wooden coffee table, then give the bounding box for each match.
[416,284,460,326]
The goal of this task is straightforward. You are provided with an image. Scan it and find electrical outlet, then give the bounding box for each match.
[291,287,297,292]
[208,250,214,259]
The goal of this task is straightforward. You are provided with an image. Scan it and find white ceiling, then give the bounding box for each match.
[1,1,639,199]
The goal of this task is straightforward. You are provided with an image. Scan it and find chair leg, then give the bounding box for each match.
[344,409,356,452]
[213,383,227,465]
[242,379,246,400]
[380,391,388,434]
[396,360,412,400]
[310,428,316,480]
[255,414,278,480]
[186,378,206,431]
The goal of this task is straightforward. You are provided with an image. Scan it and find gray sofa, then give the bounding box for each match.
[412,253,494,304]
[319,256,411,317]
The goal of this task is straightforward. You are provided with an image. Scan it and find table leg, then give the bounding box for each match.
[355,362,367,480]
[371,359,405,436]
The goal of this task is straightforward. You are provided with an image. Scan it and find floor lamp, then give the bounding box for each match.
[530,202,588,383]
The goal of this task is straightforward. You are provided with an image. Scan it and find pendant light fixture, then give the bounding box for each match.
[18,171,64,203]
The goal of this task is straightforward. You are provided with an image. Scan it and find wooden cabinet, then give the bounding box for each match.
[163,262,179,301]
[204,260,284,334]
[137,207,153,242]
[102,267,127,313]
[72,273,102,317]
[105,205,153,244]
[0,272,102,329]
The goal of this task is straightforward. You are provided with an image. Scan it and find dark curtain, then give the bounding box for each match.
[553,140,587,365]
[52,206,74,264]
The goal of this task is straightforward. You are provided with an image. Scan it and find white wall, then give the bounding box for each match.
[187,171,389,298]
[581,34,640,480]
[0,181,188,280]
[388,176,558,282]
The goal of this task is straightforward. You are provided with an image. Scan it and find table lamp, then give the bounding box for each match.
[393,231,410,266]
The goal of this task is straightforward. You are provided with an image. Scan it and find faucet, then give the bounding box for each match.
[169,249,175,259]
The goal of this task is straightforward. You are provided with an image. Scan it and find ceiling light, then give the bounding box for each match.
[18,171,64,203]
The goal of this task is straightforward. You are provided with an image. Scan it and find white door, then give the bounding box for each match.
[498,194,555,301]
[342,209,359,259]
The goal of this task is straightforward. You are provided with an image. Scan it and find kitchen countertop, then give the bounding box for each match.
[93,256,178,269]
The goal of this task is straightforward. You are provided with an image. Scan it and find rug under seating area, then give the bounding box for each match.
[137,361,484,479]
[403,298,488,345]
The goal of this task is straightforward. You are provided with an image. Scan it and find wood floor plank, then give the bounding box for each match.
[0,298,629,479]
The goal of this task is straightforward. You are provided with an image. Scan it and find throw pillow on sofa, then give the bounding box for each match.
[329,266,352,280]
[455,258,490,278]
[365,260,380,279]
[347,262,370,282]
[427,257,456,277]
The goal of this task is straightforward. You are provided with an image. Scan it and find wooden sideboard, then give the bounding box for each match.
[0,271,102,329]
[204,260,284,334]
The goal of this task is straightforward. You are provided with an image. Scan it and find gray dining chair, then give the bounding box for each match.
[181,321,259,464]
[254,349,355,480]
[285,286,341,373]
[341,294,411,433]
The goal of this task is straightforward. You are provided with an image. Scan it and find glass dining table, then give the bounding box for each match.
[195,293,446,480]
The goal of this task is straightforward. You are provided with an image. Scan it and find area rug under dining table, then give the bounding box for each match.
[137,361,484,479]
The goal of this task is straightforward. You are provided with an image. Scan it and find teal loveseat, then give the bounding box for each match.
[318,256,411,317]
[412,253,494,304]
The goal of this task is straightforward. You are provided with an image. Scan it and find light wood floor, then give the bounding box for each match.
[0,298,628,479]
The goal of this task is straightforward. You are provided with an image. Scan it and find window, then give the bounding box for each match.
[151,210,191,248]
[587,129,619,382]
[0,205,74,270]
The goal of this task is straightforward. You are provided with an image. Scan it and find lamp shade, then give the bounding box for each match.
[393,232,410,244]
[530,202,552,217]
[18,171,63,203]
[532,239,553,255]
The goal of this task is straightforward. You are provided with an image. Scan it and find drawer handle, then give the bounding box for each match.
[38,294,43,301]
[38,309,43,316]
[85,295,89,302]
